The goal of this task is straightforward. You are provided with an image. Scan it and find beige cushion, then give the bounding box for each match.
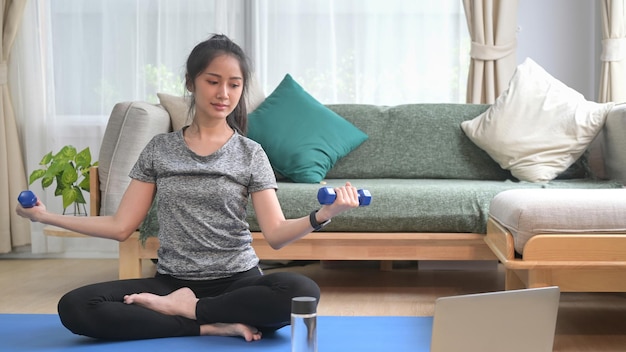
[98,102,171,215]
[489,188,626,254]
[157,93,190,131]
[157,74,266,131]
[461,58,615,183]
[246,74,266,111]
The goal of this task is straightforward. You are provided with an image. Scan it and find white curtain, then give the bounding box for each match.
[254,1,469,104]
[463,0,519,104]
[599,0,626,103]
[1,0,29,254]
[9,0,468,255]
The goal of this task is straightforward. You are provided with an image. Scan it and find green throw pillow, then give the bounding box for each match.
[248,74,368,183]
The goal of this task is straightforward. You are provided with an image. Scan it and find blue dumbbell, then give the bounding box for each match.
[317,187,372,206]
[18,190,38,208]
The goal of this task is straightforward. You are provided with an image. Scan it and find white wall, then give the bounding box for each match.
[517,0,602,101]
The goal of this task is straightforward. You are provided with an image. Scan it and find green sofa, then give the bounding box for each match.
[247,103,623,235]
[91,101,625,279]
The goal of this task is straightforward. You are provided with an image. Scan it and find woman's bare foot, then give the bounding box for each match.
[124,288,261,341]
[123,287,198,320]
[201,323,262,342]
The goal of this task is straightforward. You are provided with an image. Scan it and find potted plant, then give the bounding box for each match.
[29,145,98,216]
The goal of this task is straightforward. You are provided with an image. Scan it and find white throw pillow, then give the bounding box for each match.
[461,58,615,182]
[157,74,265,131]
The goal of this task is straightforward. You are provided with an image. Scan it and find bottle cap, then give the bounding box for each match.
[291,296,317,314]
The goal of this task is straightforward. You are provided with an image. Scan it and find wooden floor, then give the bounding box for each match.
[1,258,625,351]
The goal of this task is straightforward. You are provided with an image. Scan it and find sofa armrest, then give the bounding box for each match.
[604,103,626,185]
[98,102,172,215]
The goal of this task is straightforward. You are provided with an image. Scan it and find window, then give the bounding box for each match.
[44,0,468,121]
[257,1,469,104]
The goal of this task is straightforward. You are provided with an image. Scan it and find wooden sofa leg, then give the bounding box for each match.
[527,269,552,289]
[118,236,143,279]
[505,269,527,290]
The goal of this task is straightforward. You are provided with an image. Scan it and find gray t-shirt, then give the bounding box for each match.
[129,129,277,280]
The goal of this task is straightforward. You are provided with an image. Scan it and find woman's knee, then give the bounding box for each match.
[57,288,94,336]
[294,274,320,299]
[268,272,320,299]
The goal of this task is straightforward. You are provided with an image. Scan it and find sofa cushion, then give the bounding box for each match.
[244,179,623,235]
[98,102,171,215]
[248,74,368,183]
[139,178,622,243]
[157,93,191,131]
[490,188,626,254]
[461,58,615,183]
[324,104,513,180]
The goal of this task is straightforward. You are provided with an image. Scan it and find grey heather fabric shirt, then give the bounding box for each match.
[129,129,277,280]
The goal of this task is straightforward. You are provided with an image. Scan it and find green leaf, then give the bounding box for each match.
[39,152,53,166]
[78,176,90,191]
[44,162,65,179]
[79,167,90,178]
[29,169,46,185]
[57,145,77,159]
[74,186,86,204]
[75,147,92,169]
[62,188,78,210]
[61,164,78,186]
[41,176,54,189]
[54,184,64,197]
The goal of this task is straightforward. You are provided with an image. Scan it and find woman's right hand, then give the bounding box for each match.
[14,179,155,242]
[15,200,47,223]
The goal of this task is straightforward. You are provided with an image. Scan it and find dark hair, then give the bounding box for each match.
[185,34,251,135]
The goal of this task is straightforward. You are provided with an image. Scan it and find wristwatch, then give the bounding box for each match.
[309,209,331,231]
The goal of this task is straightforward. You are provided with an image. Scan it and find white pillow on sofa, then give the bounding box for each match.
[461,58,614,182]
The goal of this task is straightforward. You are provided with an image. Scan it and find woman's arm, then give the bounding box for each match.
[251,182,360,249]
[15,179,156,242]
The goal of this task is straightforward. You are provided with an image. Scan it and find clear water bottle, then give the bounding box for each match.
[291,296,317,352]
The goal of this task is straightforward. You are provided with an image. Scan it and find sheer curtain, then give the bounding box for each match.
[254,1,469,104]
[10,0,239,255]
[10,0,468,256]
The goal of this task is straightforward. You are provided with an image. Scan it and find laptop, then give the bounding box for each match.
[430,286,560,352]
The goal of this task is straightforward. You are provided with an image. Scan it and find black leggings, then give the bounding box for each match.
[57,267,320,340]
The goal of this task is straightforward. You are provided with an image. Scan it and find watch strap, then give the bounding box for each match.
[309,209,331,231]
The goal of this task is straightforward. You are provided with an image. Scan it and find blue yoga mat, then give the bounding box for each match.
[1,314,433,351]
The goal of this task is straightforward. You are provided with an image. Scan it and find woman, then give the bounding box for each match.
[16,34,361,342]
